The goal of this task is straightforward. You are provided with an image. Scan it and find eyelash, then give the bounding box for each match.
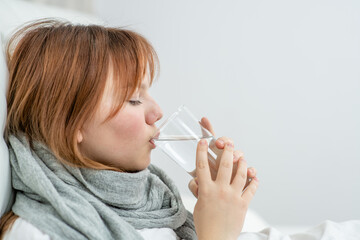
[129,100,143,106]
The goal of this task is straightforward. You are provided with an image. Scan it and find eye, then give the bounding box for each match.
[129,100,143,106]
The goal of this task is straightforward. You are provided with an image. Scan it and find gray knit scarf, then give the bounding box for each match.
[8,135,196,240]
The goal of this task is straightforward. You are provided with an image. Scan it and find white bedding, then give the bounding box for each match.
[182,195,360,239]
[240,220,360,239]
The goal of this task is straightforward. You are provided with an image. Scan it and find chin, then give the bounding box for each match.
[142,158,151,169]
[132,156,151,172]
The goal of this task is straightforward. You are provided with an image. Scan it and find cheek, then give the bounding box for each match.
[110,113,145,144]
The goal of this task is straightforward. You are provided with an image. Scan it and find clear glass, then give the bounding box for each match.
[152,105,217,177]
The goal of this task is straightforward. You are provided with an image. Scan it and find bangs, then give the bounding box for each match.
[5,19,160,170]
[105,29,159,120]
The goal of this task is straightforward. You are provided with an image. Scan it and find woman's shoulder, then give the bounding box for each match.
[3,218,50,240]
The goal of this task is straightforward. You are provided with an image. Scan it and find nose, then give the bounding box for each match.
[146,100,163,126]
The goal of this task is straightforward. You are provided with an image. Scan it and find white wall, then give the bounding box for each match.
[94,0,360,226]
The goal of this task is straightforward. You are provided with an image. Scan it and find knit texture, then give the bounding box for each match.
[8,135,196,240]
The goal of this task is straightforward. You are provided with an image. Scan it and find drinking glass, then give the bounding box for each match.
[152,105,217,177]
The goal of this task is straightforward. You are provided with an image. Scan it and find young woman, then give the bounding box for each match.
[0,19,258,240]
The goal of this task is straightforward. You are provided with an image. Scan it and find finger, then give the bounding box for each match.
[208,139,222,159]
[243,166,256,190]
[211,137,234,151]
[216,142,234,184]
[209,137,233,169]
[242,177,259,203]
[233,150,244,163]
[247,167,257,178]
[208,137,237,181]
[188,178,199,198]
[196,139,211,186]
[232,158,248,189]
[230,151,244,183]
[200,117,215,136]
[207,153,218,181]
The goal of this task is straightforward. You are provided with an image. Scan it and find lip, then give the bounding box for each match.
[152,131,160,140]
[149,139,156,149]
[149,130,160,149]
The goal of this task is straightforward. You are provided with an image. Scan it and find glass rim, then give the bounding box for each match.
[152,105,213,139]
[152,105,185,138]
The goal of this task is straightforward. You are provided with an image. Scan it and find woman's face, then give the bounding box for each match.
[78,72,163,172]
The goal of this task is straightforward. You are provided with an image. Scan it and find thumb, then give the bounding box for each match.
[200,117,216,137]
[188,178,199,198]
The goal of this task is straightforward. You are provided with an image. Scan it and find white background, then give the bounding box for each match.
[94,0,360,226]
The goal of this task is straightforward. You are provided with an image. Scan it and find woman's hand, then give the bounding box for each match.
[193,138,259,240]
[188,117,257,198]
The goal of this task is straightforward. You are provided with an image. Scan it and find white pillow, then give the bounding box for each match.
[0,0,103,217]
[0,32,12,217]
[0,0,103,40]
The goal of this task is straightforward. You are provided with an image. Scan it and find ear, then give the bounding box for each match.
[77,130,83,143]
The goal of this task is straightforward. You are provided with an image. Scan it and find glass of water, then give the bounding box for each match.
[152,105,217,177]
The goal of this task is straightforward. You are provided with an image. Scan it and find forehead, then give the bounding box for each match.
[102,71,151,100]
[140,74,150,89]
[126,72,151,92]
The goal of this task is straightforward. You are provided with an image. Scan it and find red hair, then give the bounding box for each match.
[5,19,159,170]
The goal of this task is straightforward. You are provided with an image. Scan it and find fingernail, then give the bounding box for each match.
[226,142,233,149]
[218,139,224,146]
[200,139,207,145]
